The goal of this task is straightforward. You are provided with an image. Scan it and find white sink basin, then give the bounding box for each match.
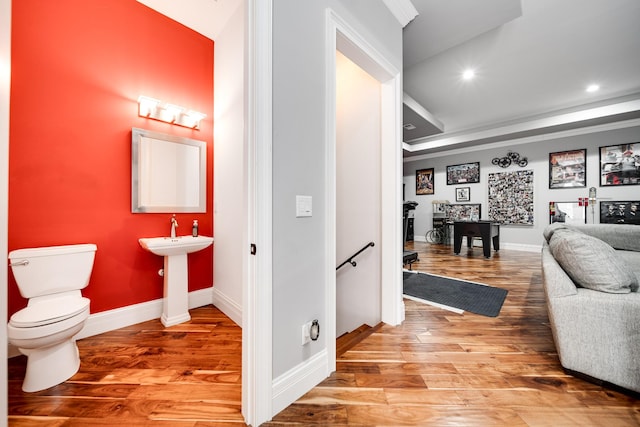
[138,235,213,327]
[139,235,214,256]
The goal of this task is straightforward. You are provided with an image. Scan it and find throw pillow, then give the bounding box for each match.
[549,228,639,293]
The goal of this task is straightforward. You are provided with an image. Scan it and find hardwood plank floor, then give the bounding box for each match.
[8,242,640,426]
[8,306,244,426]
[264,242,640,426]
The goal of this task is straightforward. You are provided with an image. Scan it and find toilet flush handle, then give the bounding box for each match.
[9,259,29,267]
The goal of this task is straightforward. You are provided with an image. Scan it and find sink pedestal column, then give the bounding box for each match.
[161,253,191,327]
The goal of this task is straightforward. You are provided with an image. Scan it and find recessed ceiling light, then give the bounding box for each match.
[462,69,475,81]
[586,84,600,93]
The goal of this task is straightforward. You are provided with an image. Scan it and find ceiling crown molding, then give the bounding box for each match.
[382,0,418,28]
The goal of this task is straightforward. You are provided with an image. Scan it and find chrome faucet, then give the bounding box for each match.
[170,215,178,238]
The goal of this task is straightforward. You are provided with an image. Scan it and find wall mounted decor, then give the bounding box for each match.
[492,151,528,168]
[488,170,534,225]
[455,187,470,202]
[599,143,640,186]
[131,128,207,213]
[416,168,434,195]
[549,201,587,224]
[446,162,480,185]
[445,203,481,221]
[549,149,587,188]
[600,201,640,224]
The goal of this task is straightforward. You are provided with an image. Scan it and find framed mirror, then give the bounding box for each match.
[131,127,206,213]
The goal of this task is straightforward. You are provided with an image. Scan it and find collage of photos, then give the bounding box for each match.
[488,170,534,225]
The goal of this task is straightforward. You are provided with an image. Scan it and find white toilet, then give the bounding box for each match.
[7,243,97,392]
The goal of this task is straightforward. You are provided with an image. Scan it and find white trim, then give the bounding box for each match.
[1,0,10,419]
[502,242,541,253]
[380,71,405,327]
[324,11,338,376]
[382,0,418,28]
[8,288,214,358]
[404,114,640,162]
[271,349,329,416]
[212,286,242,327]
[243,0,273,425]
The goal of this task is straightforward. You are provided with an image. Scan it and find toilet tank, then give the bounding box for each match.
[8,244,97,299]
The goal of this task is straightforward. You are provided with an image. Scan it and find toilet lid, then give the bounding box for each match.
[10,296,90,328]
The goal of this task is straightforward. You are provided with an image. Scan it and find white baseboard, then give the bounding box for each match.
[502,242,541,253]
[410,237,541,253]
[8,287,214,358]
[212,287,242,327]
[272,348,329,417]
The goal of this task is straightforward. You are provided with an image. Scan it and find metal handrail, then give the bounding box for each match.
[336,241,375,271]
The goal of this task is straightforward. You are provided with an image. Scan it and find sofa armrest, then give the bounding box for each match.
[546,288,640,392]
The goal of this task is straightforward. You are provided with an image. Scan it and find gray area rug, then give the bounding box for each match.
[403,271,508,317]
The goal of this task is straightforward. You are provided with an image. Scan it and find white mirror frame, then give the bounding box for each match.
[131,127,207,213]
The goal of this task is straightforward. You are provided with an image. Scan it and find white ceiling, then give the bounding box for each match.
[403,0,640,157]
[136,0,239,40]
[136,0,640,159]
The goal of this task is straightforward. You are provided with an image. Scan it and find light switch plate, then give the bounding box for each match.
[296,195,312,217]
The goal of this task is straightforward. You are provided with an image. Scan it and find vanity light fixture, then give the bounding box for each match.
[137,95,206,130]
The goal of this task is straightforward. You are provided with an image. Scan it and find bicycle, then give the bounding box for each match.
[425,228,445,244]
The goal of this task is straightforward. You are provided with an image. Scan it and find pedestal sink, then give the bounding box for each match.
[139,235,214,327]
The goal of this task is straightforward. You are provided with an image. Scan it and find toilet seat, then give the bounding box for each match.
[10,296,90,328]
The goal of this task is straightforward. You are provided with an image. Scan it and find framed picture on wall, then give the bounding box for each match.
[600,201,640,224]
[549,201,587,224]
[549,149,586,188]
[446,162,480,185]
[416,168,434,195]
[599,143,640,186]
[455,187,470,202]
[488,170,534,225]
[445,203,481,221]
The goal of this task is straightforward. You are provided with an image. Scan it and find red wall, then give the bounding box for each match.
[8,0,214,317]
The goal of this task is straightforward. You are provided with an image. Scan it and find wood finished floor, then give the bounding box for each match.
[8,242,640,426]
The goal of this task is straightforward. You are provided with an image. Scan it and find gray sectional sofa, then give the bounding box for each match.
[541,223,640,393]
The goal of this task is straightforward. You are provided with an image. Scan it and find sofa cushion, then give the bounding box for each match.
[549,227,639,293]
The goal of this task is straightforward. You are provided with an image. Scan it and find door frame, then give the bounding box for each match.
[242,0,273,425]
[324,8,404,373]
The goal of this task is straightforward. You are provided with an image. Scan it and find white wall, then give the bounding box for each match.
[213,3,245,325]
[1,0,9,419]
[271,0,401,379]
[335,51,381,336]
[404,124,640,250]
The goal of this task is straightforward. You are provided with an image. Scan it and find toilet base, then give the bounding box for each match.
[21,339,81,392]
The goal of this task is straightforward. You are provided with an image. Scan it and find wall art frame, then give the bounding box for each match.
[599,143,640,186]
[416,168,434,195]
[549,149,586,188]
[488,169,534,225]
[455,187,470,202]
[600,200,640,224]
[445,203,481,221]
[446,162,480,185]
[549,201,587,225]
